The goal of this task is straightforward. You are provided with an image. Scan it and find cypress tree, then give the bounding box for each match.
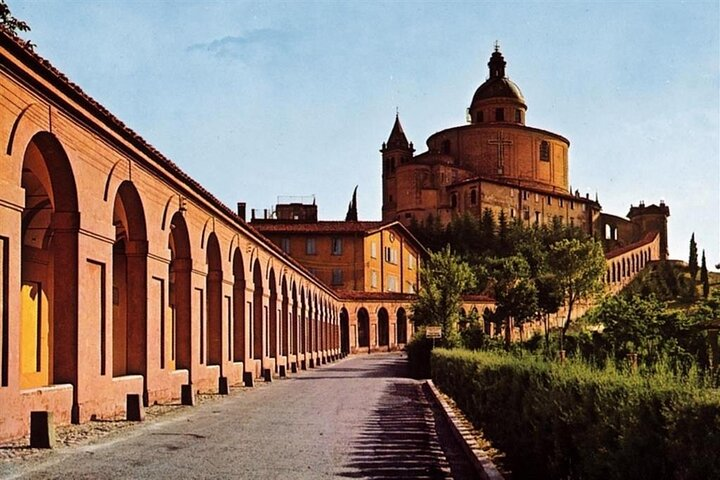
[689,233,699,280]
[701,250,710,299]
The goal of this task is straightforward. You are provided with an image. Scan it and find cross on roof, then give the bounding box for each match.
[494,40,500,52]
[488,131,512,174]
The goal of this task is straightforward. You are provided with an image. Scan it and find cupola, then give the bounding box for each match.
[468,44,527,125]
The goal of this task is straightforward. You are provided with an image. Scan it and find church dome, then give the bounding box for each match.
[468,45,527,124]
[471,76,525,105]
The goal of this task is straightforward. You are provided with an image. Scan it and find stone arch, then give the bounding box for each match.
[291,281,298,357]
[268,268,278,358]
[20,132,79,390]
[378,307,390,348]
[205,233,222,366]
[281,275,289,357]
[111,181,148,380]
[299,286,307,356]
[232,248,245,362]
[252,258,263,361]
[396,307,408,345]
[168,211,192,372]
[357,307,370,349]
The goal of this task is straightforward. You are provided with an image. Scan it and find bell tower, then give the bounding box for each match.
[381,113,414,222]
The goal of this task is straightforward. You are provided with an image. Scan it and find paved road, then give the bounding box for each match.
[1,353,475,479]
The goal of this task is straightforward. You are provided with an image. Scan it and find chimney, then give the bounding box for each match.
[237,202,246,221]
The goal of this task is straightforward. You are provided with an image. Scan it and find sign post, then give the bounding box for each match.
[426,326,442,349]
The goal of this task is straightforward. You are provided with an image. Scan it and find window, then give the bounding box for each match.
[535,211,541,224]
[371,270,378,288]
[451,193,458,208]
[476,111,484,123]
[540,141,550,161]
[371,241,377,259]
[408,253,416,270]
[510,208,516,218]
[570,201,575,210]
[515,109,522,123]
[534,193,539,203]
[470,189,478,205]
[523,206,530,220]
[305,238,316,255]
[384,247,398,264]
[559,198,564,207]
[547,196,552,206]
[406,282,415,294]
[495,108,504,121]
[387,275,398,292]
[390,158,396,173]
[582,203,586,212]
[331,237,343,256]
[331,269,343,285]
[281,238,290,254]
[522,191,529,201]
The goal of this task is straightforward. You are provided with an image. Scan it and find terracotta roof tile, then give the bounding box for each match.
[253,221,385,234]
[605,232,658,259]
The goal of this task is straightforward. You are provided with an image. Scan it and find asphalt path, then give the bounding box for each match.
[1,353,476,479]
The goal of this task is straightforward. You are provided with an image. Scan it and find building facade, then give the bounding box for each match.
[0,32,342,443]
[380,46,669,259]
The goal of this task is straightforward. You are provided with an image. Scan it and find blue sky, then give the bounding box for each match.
[10,1,719,265]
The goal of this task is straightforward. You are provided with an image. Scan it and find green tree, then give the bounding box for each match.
[411,245,476,345]
[0,1,33,49]
[487,255,538,346]
[689,233,699,280]
[479,208,497,254]
[548,237,606,351]
[701,250,710,299]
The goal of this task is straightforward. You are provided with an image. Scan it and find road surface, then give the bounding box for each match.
[1,353,475,479]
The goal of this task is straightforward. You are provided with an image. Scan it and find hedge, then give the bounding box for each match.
[431,349,720,480]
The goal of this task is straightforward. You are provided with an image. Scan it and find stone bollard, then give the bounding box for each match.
[243,372,255,387]
[126,394,145,421]
[180,384,195,406]
[218,376,230,395]
[30,411,56,449]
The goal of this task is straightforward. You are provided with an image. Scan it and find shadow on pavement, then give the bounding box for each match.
[338,381,458,479]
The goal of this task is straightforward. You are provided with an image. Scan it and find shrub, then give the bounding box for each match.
[431,348,720,480]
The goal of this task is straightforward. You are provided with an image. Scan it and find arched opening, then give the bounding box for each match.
[205,233,222,366]
[168,212,192,371]
[300,287,306,356]
[396,308,408,344]
[308,294,315,354]
[252,259,263,361]
[357,308,370,349]
[268,268,278,358]
[281,276,289,357]
[291,282,298,357]
[232,249,245,362]
[111,181,147,378]
[20,132,79,389]
[378,308,389,347]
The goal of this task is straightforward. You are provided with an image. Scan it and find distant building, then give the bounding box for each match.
[380,46,669,269]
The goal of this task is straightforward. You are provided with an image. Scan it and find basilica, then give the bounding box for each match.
[380,46,669,264]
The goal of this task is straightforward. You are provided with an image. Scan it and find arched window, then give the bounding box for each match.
[470,189,478,205]
[540,141,550,162]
